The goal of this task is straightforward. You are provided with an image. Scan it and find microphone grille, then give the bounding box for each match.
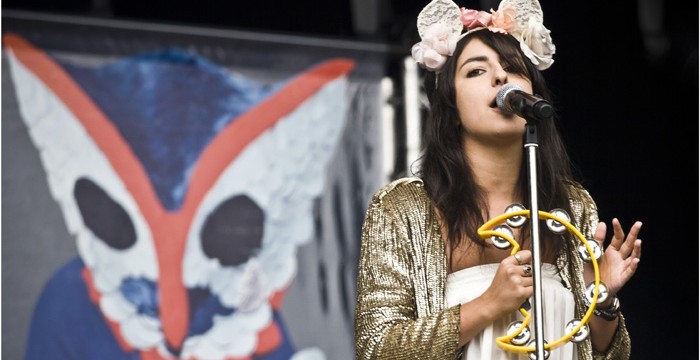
[496,83,523,109]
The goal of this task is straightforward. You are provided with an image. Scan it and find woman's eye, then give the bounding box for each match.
[466,69,485,77]
[501,63,515,72]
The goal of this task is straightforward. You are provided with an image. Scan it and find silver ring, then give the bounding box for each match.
[514,253,523,265]
[523,264,532,277]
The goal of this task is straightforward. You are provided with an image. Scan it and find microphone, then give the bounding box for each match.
[496,83,553,121]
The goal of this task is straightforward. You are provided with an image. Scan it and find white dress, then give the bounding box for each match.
[445,263,578,360]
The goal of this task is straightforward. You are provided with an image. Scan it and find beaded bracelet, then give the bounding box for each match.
[592,296,620,321]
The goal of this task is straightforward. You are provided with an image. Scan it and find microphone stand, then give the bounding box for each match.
[524,120,545,360]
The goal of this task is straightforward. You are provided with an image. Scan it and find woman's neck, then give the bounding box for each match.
[464,141,522,199]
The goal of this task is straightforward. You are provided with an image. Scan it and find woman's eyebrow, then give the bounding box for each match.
[458,55,489,71]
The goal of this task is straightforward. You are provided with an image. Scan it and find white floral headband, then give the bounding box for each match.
[411,0,556,72]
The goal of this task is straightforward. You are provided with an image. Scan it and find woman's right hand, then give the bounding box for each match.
[457,250,535,346]
[482,250,534,318]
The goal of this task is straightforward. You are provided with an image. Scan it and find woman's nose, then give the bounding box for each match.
[493,67,508,86]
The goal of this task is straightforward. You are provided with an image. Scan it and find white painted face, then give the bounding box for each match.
[5,38,351,360]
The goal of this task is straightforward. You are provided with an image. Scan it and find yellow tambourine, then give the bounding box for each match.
[478,204,607,359]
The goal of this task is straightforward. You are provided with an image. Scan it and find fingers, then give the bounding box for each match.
[522,264,532,277]
[511,250,532,265]
[608,218,624,250]
[509,251,534,279]
[630,238,642,263]
[602,218,643,257]
[622,239,643,282]
[627,221,643,239]
[609,218,643,257]
[593,221,607,244]
[513,252,523,265]
[492,253,534,310]
[619,221,643,257]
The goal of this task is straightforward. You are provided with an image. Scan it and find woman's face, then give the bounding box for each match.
[454,37,533,145]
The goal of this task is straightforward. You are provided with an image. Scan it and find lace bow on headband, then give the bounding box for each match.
[411,0,556,72]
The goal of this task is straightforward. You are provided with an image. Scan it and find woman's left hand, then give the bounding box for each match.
[593,218,643,295]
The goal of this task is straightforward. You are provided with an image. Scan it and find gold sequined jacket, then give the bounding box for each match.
[354,177,630,360]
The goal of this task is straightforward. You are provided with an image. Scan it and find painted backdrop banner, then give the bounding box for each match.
[2,14,387,360]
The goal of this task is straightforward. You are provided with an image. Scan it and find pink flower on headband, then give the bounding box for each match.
[460,8,492,30]
[490,6,518,33]
[411,22,459,71]
[413,0,556,72]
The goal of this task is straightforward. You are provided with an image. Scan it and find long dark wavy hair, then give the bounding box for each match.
[416,29,579,266]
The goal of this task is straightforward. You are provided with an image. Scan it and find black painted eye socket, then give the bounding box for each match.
[200,194,264,266]
[74,177,137,250]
